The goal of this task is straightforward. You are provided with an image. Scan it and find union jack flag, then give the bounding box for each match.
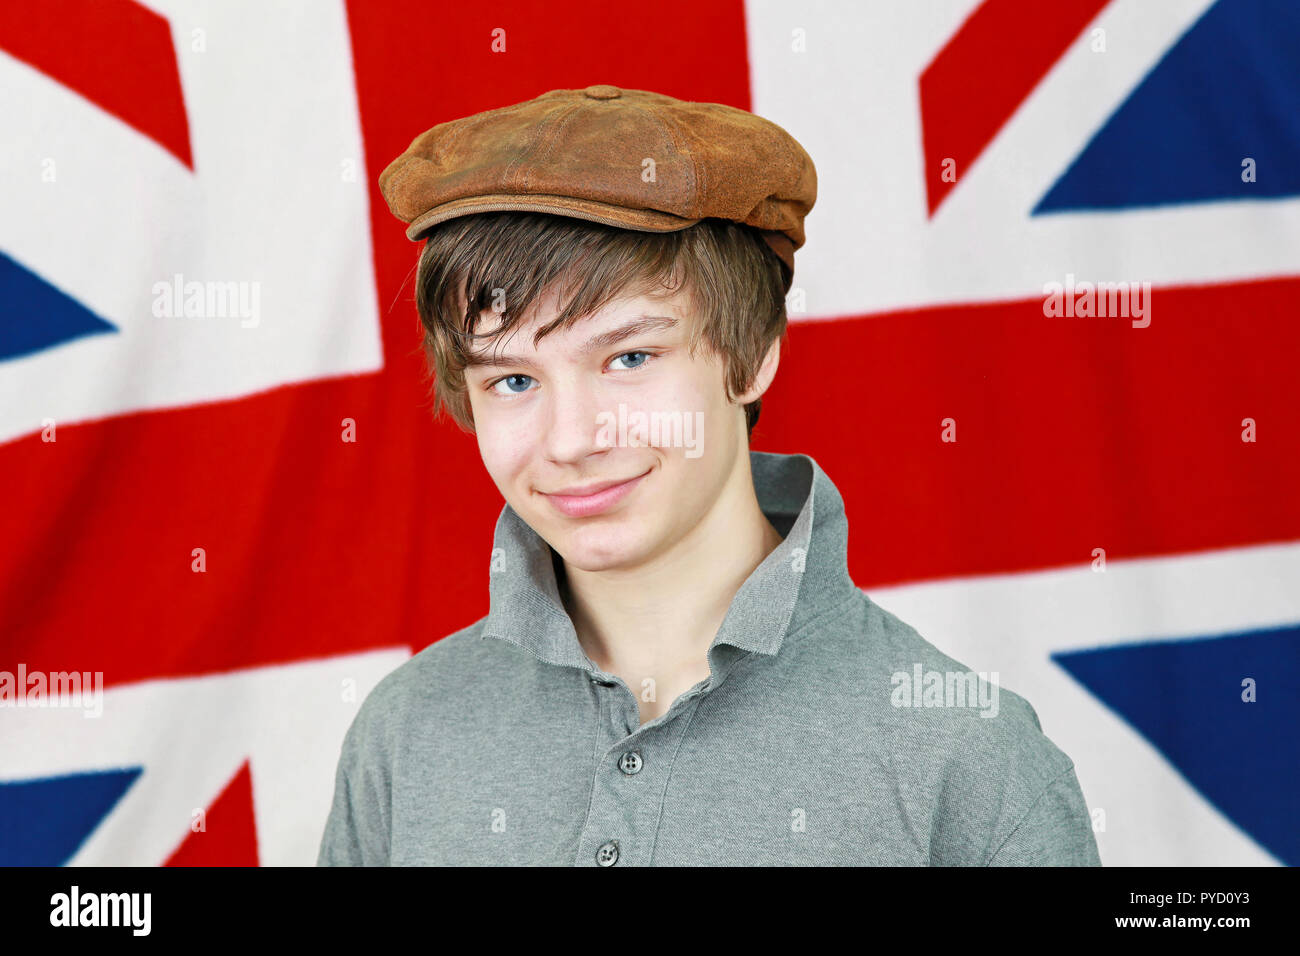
[1,0,1296,866]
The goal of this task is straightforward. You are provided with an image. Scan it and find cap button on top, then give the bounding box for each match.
[583,84,622,100]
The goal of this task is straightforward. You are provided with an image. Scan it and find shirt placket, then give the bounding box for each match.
[573,669,710,867]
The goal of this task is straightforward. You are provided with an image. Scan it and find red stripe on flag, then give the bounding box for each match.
[760,276,1300,587]
[920,0,1109,215]
[0,0,192,169]
[164,761,259,866]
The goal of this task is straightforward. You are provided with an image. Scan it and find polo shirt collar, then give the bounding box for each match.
[480,450,859,673]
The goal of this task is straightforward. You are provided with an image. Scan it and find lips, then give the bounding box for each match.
[541,469,650,518]
[545,475,640,497]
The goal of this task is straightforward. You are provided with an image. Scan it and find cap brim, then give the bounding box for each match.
[405,193,700,240]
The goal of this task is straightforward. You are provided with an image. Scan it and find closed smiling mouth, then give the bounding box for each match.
[542,471,648,497]
[538,468,653,518]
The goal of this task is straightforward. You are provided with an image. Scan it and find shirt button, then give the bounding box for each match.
[596,841,619,866]
[618,751,643,775]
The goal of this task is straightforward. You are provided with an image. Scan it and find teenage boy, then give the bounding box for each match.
[318,85,1100,866]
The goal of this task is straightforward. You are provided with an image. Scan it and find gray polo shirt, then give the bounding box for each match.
[317,451,1101,866]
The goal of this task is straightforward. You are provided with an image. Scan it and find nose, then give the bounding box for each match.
[539,375,612,466]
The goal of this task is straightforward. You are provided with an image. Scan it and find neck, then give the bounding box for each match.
[557,452,785,689]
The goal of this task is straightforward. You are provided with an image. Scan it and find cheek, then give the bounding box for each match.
[623,362,717,418]
[613,369,722,461]
[474,413,536,482]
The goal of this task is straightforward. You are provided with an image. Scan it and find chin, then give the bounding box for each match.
[550,518,652,573]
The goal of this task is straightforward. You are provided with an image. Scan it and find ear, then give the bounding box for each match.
[735,337,780,405]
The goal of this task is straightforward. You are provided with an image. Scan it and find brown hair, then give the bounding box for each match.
[411,211,789,440]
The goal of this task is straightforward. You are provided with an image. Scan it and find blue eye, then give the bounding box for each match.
[609,350,652,370]
[489,374,534,396]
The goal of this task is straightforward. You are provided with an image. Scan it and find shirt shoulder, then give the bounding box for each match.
[344,612,550,748]
[789,592,1100,865]
[315,616,509,866]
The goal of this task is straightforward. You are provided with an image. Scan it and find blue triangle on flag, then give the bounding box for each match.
[0,250,118,361]
[1034,0,1300,213]
[1053,623,1299,865]
[0,767,142,865]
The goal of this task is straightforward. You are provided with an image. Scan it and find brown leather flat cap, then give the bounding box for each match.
[378,84,817,289]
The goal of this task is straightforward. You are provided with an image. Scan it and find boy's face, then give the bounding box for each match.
[464,283,774,574]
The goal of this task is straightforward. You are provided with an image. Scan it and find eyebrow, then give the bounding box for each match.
[463,314,679,371]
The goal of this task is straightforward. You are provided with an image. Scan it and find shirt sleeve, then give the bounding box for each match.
[987,763,1101,866]
[316,706,392,866]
